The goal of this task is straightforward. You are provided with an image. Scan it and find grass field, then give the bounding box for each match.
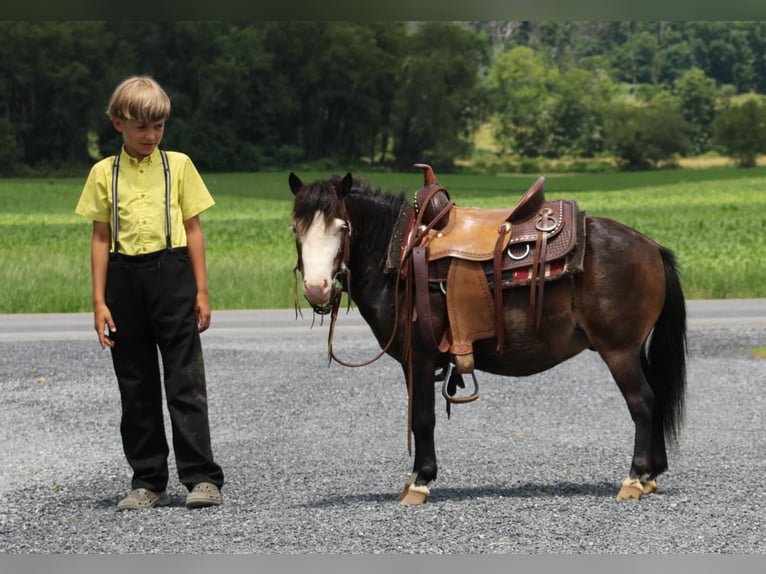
[1,167,764,314]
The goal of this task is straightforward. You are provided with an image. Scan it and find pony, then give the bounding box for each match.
[289,169,686,504]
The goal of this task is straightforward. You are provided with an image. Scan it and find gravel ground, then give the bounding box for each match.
[0,315,764,554]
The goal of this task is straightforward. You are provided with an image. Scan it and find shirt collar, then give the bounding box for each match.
[120,146,161,166]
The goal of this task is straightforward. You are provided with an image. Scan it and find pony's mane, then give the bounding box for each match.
[343,176,407,212]
[344,177,407,262]
[344,177,405,221]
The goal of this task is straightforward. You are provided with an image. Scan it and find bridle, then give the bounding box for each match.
[292,188,401,369]
[292,219,352,318]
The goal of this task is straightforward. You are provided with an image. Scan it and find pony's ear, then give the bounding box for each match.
[338,172,353,198]
[288,172,303,195]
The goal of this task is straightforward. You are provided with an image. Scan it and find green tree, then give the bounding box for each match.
[548,67,616,158]
[612,29,659,86]
[656,42,695,85]
[0,22,112,168]
[313,22,405,164]
[260,21,406,167]
[687,21,757,92]
[167,23,277,171]
[747,22,766,93]
[528,21,580,69]
[486,45,552,158]
[712,99,766,167]
[603,100,692,170]
[673,68,720,155]
[0,117,20,174]
[390,22,489,169]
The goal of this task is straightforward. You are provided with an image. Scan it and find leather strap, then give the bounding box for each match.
[493,222,511,353]
[413,245,440,354]
[527,229,549,331]
[535,232,548,329]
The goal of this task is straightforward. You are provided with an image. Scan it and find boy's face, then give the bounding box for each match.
[111,117,166,160]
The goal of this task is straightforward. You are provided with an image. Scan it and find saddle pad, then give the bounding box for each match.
[385,201,415,273]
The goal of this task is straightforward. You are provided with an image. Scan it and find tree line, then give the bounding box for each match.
[2,20,766,176]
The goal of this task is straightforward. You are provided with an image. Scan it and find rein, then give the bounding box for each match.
[294,188,456,455]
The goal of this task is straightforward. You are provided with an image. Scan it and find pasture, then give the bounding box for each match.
[1,167,765,314]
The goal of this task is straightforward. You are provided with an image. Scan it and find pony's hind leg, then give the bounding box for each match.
[599,348,662,500]
[642,349,669,482]
[620,383,670,499]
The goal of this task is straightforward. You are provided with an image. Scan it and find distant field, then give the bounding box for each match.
[0,167,764,314]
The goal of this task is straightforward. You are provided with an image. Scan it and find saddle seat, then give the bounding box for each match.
[403,165,585,378]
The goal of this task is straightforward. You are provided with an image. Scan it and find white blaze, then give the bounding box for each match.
[299,211,344,305]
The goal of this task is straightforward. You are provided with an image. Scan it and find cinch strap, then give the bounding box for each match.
[111,149,172,254]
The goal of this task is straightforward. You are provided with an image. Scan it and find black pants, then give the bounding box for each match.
[106,247,224,492]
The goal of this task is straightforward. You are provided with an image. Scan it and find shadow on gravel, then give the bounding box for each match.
[303,480,618,508]
[430,480,619,501]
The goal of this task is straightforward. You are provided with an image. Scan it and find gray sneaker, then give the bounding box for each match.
[117,488,170,511]
[186,482,222,509]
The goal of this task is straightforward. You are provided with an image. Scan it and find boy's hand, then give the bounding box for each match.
[94,303,116,348]
[196,293,211,333]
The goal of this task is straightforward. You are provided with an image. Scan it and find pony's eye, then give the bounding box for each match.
[339,223,350,234]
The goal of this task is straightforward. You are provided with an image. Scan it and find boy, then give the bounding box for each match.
[75,75,224,510]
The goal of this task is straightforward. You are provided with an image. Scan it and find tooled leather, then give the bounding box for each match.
[425,200,578,282]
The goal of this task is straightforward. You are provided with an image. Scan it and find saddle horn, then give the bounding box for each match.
[412,163,452,233]
[414,163,438,185]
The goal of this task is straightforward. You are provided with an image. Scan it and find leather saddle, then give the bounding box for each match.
[398,164,585,376]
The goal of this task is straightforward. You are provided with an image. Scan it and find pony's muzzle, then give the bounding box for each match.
[303,278,331,306]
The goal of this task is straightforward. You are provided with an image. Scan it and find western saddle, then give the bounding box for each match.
[392,164,585,387]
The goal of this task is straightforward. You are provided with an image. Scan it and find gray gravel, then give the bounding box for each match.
[1,311,765,554]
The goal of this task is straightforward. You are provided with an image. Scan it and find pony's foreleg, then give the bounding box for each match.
[398,356,437,505]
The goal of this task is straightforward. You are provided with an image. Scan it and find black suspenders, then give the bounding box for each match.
[111,150,172,254]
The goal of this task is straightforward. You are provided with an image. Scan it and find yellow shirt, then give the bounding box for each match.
[75,148,215,255]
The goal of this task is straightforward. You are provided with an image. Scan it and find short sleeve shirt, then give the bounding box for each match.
[75,148,215,255]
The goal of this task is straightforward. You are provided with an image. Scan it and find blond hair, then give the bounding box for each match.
[106,75,171,122]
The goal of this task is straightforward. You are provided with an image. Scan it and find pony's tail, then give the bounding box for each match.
[644,246,687,444]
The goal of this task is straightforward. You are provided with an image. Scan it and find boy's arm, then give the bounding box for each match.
[91,221,116,348]
[184,215,211,333]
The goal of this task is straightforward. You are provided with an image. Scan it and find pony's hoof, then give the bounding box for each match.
[398,473,430,505]
[641,479,658,495]
[616,477,644,500]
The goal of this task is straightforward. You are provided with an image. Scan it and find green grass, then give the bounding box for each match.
[1,167,765,314]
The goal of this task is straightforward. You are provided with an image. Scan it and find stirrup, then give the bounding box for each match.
[440,362,479,418]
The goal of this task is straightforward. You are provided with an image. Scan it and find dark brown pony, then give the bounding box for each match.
[289,170,687,504]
